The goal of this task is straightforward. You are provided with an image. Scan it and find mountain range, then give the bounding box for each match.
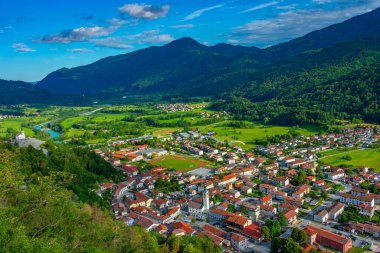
[1,8,380,123]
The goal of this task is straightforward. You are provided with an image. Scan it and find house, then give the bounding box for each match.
[225,215,252,229]
[126,153,143,162]
[304,225,352,253]
[328,202,345,220]
[218,173,237,186]
[314,209,328,223]
[172,221,196,236]
[259,204,277,217]
[259,184,277,193]
[340,193,374,207]
[358,203,375,217]
[209,207,231,221]
[268,190,287,200]
[284,210,297,225]
[121,165,139,176]
[242,223,262,242]
[284,196,304,207]
[313,180,325,187]
[230,233,248,252]
[260,195,273,205]
[326,170,345,180]
[272,177,289,186]
[292,184,310,198]
[351,187,369,197]
[349,222,380,239]
[278,203,299,213]
[155,224,168,236]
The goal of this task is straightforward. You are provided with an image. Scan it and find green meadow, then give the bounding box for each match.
[320,148,380,171]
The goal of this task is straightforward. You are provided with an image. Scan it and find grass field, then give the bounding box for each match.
[317,148,357,157]
[150,155,210,171]
[320,148,380,171]
[200,122,322,148]
[0,118,35,137]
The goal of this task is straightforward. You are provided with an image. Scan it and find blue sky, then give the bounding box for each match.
[1,0,379,81]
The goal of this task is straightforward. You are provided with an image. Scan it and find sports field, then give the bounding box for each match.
[150,155,209,171]
[320,148,380,171]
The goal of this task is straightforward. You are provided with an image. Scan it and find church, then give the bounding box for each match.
[188,183,211,219]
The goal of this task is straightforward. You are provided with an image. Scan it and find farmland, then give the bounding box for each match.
[320,148,380,171]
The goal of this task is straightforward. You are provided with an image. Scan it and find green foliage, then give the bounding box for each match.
[339,205,369,223]
[227,204,235,213]
[292,170,307,186]
[271,238,302,253]
[0,140,221,253]
[154,178,181,194]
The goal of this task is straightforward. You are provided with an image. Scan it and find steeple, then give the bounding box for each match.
[202,183,210,211]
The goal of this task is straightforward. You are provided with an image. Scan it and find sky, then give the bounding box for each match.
[0,0,379,82]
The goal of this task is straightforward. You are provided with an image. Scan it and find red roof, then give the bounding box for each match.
[242,223,262,239]
[172,221,195,235]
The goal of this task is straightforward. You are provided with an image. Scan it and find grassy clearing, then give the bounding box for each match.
[152,128,181,137]
[320,148,380,171]
[0,118,35,137]
[317,148,357,157]
[200,122,321,148]
[150,155,210,171]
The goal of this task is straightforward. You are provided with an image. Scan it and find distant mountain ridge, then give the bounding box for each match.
[2,8,380,123]
[36,8,380,96]
[0,79,84,105]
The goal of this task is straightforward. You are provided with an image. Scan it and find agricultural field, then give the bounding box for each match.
[150,155,212,172]
[320,148,380,171]
[317,148,358,157]
[0,117,44,137]
[200,121,322,148]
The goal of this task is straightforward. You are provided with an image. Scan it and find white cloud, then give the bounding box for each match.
[66,48,93,53]
[107,18,130,26]
[230,0,380,47]
[240,1,279,13]
[38,26,117,43]
[12,43,36,52]
[119,3,170,20]
[183,4,223,21]
[127,30,174,44]
[93,37,133,49]
[275,4,298,10]
[312,0,332,4]
[170,24,195,29]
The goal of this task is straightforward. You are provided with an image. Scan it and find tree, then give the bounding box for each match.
[291,227,300,241]
[262,226,271,241]
[240,205,247,215]
[283,238,302,253]
[227,204,235,213]
[321,191,329,199]
[298,230,307,244]
[277,213,288,227]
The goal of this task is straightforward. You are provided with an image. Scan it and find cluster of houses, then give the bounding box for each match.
[200,111,229,118]
[0,114,22,120]
[157,103,205,113]
[94,126,380,252]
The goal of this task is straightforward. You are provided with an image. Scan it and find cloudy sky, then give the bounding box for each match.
[1,0,379,81]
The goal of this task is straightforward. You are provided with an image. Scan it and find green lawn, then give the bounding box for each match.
[317,148,357,157]
[347,246,370,253]
[200,122,321,148]
[0,118,35,137]
[320,148,380,171]
[151,156,210,171]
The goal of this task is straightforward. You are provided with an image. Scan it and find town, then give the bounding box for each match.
[95,125,380,253]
